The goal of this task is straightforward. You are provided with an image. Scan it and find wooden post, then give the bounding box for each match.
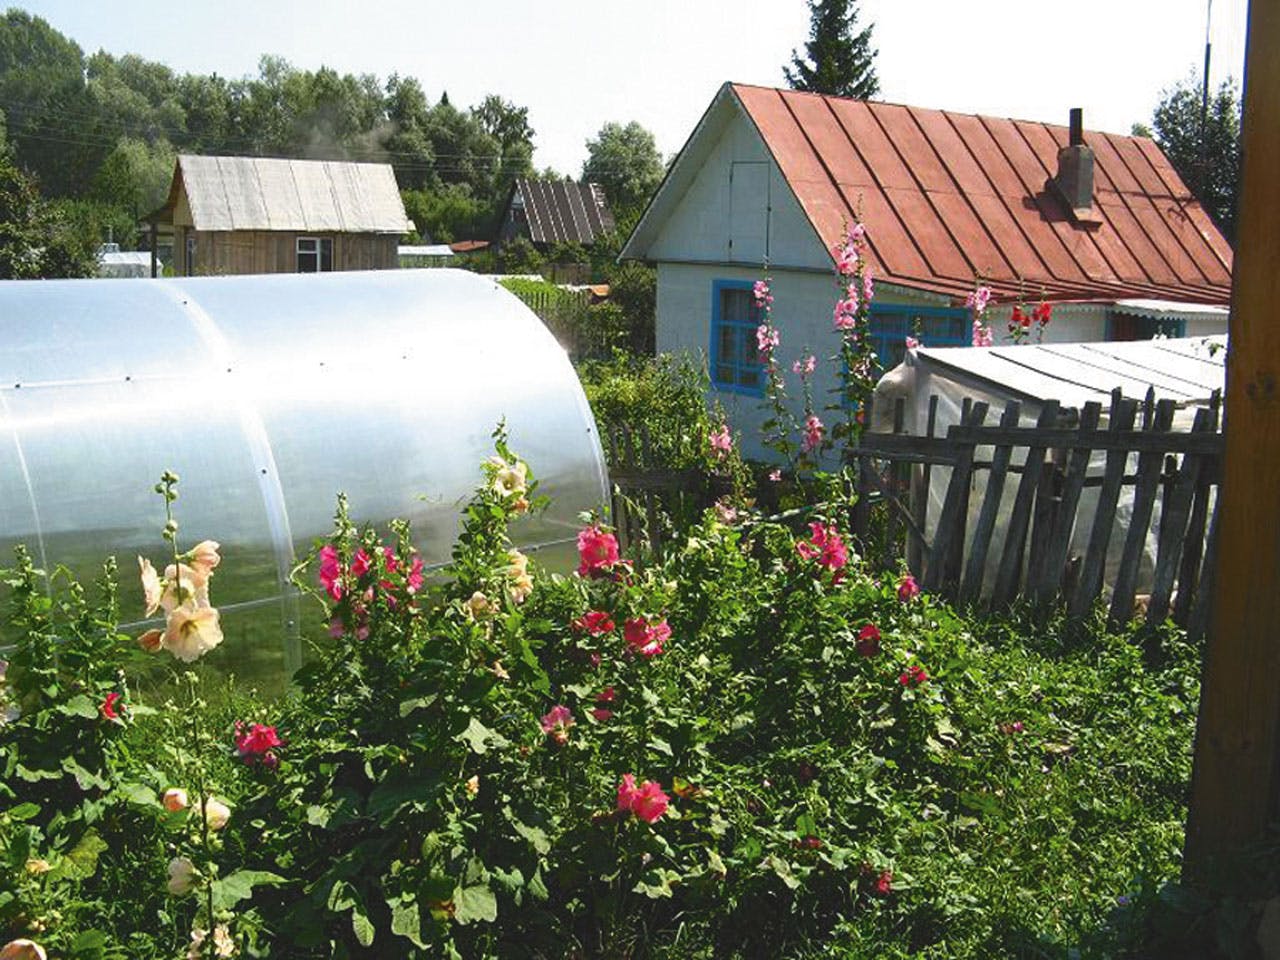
[1184,0,1280,873]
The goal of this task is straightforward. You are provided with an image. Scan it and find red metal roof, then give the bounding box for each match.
[732,84,1232,306]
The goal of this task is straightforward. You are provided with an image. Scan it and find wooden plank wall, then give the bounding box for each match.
[194,231,400,275]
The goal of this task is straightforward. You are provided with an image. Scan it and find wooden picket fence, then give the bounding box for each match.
[853,389,1224,634]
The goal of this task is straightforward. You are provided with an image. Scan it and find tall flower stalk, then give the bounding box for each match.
[829,222,878,452]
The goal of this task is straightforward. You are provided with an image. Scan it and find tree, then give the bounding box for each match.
[582,121,664,228]
[784,0,879,100]
[0,150,96,278]
[1139,73,1241,244]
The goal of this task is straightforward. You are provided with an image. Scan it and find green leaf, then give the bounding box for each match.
[391,899,425,947]
[352,907,375,947]
[452,883,497,925]
[511,819,550,855]
[632,867,679,898]
[6,802,40,820]
[53,830,107,881]
[59,694,99,719]
[398,694,438,718]
[455,717,508,755]
[116,781,157,806]
[764,855,801,890]
[211,869,285,911]
[647,737,673,757]
[68,930,107,959]
[327,879,357,912]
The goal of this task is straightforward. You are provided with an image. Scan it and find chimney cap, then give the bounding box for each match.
[1069,108,1084,146]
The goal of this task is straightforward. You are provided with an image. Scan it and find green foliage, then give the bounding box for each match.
[0,441,1222,957]
[582,121,665,226]
[785,0,880,100]
[0,152,97,279]
[1142,73,1241,243]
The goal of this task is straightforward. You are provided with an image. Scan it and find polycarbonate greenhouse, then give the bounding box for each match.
[0,269,609,687]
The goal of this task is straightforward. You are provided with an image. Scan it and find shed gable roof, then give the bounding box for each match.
[156,155,414,234]
[625,83,1232,306]
[508,178,615,246]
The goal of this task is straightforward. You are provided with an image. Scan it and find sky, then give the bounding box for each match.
[11,0,1251,175]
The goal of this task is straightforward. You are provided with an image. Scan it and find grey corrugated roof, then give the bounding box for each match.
[172,155,414,233]
[512,178,615,246]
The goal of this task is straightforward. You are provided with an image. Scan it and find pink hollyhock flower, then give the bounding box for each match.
[833,294,859,330]
[899,665,928,688]
[863,267,875,304]
[897,574,920,601]
[235,722,283,767]
[713,499,738,524]
[709,424,733,459]
[381,548,401,574]
[617,773,641,812]
[572,610,616,635]
[318,545,343,601]
[756,322,780,357]
[624,618,670,657]
[856,623,881,657]
[833,240,859,275]
[350,549,372,578]
[972,320,994,347]
[752,279,773,307]
[631,780,670,823]
[965,284,992,316]
[905,335,920,350]
[406,555,424,593]
[796,522,848,573]
[540,705,574,744]
[874,869,893,896]
[792,354,816,376]
[576,525,620,578]
[802,414,824,453]
[188,540,221,579]
[768,468,782,482]
[100,691,123,721]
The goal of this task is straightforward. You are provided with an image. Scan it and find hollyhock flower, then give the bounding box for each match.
[318,545,343,601]
[597,686,617,703]
[576,525,620,578]
[874,869,893,896]
[905,335,920,350]
[834,240,859,275]
[631,780,670,823]
[465,775,480,798]
[856,623,881,657]
[802,414,825,453]
[752,279,773,307]
[899,664,928,688]
[350,549,372,578]
[591,708,614,722]
[187,925,235,960]
[201,796,231,832]
[898,574,920,601]
[624,617,670,657]
[167,857,197,895]
[467,591,495,620]
[965,284,992,316]
[540,704,574,744]
[972,320,994,347]
[713,499,738,524]
[756,322,780,357]
[24,859,50,875]
[188,540,221,579]
[768,468,782,482]
[101,691,123,721]
[161,605,223,663]
[509,572,535,604]
[139,557,163,616]
[999,721,1025,734]
[709,424,733,459]
[863,266,875,304]
[572,610,615,635]
[792,354,816,376]
[0,941,47,960]
[1033,301,1052,326]
[617,773,641,812]
[487,455,529,498]
[163,788,189,813]
[796,522,848,574]
[833,294,859,330]
[235,722,282,767]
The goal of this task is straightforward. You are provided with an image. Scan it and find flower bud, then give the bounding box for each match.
[0,940,47,960]
[201,796,231,832]
[162,788,189,813]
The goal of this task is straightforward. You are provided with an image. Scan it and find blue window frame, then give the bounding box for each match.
[710,279,764,395]
[869,303,970,371]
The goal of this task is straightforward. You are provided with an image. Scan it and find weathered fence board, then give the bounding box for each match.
[992,401,1061,607]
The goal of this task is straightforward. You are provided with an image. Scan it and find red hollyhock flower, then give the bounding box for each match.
[235,721,283,767]
[572,611,616,636]
[856,623,881,657]
[596,686,616,703]
[874,868,893,895]
[898,665,928,688]
[100,691,123,721]
[1033,301,1052,325]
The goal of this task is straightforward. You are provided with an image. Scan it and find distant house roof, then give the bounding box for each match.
[147,155,414,234]
[625,83,1232,306]
[449,240,491,253]
[506,178,615,246]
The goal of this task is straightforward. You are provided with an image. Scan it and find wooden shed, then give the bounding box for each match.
[144,155,415,277]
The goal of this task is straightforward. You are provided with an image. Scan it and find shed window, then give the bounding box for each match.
[870,303,970,372]
[184,235,197,277]
[1108,314,1186,341]
[297,237,333,273]
[710,280,763,395]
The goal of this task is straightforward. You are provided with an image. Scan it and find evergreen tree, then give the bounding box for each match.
[784,0,879,100]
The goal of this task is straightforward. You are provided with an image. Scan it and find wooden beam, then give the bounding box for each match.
[1184,0,1280,872]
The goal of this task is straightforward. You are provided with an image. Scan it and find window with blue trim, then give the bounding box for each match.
[710,280,764,394]
[869,303,970,371]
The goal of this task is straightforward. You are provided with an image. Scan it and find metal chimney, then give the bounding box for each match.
[1051,107,1098,223]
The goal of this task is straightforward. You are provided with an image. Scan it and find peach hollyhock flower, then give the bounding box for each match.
[167,857,197,895]
[0,940,47,960]
[487,456,529,499]
[187,540,221,579]
[139,557,162,616]
[897,574,920,602]
[201,796,231,832]
[163,788,189,813]
[576,525,620,578]
[467,591,495,620]
[465,775,480,798]
[137,628,163,653]
[161,605,223,663]
[188,924,235,960]
[23,859,50,876]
